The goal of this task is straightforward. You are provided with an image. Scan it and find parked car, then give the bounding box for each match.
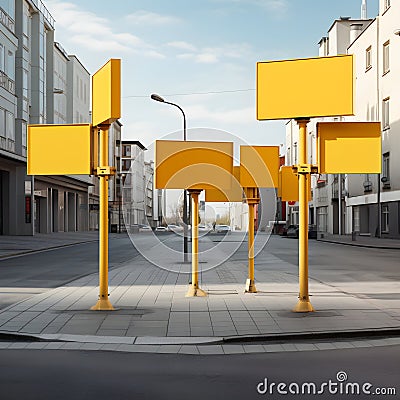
[215,224,231,233]
[139,225,151,232]
[285,224,317,239]
[155,226,168,232]
[167,224,183,232]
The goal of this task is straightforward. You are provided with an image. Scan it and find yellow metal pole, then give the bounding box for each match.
[245,188,258,293]
[293,119,314,312]
[91,126,115,311]
[186,190,207,297]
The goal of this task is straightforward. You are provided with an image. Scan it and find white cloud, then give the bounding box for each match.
[185,104,255,125]
[175,43,251,64]
[46,1,165,57]
[213,0,288,13]
[167,41,197,52]
[126,10,181,25]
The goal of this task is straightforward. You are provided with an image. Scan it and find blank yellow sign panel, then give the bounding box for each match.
[317,122,381,174]
[278,166,312,202]
[92,59,121,127]
[205,166,243,202]
[155,140,233,190]
[240,146,279,188]
[27,124,93,175]
[257,55,354,120]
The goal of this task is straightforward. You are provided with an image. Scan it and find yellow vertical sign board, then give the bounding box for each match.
[92,59,121,127]
[27,124,93,175]
[240,146,279,188]
[317,122,381,174]
[205,166,243,202]
[278,166,312,201]
[155,140,233,190]
[257,55,354,120]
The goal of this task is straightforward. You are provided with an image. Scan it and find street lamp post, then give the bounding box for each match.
[151,94,189,263]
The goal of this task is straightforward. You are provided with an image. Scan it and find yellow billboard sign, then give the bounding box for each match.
[240,146,279,188]
[317,122,381,174]
[92,59,121,127]
[257,55,354,120]
[155,140,233,190]
[278,166,312,202]
[205,166,243,202]
[27,124,94,175]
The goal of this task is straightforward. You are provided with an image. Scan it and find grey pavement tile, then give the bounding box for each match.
[179,345,200,354]
[80,343,104,351]
[99,343,121,351]
[157,345,182,353]
[60,342,85,350]
[167,331,191,336]
[243,345,266,353]
[281,343,298,352]
[96,329,127,336]
[44,342,65,350]
[117,344,140,353]
[349,341,374,348]
[332,342,355,349]
[315,342,337,350]
[197,345,224,355]
[8,342,30,349]
[127,328,167,336]
[0,342,13,349]
[263,344,285,353]
[294,343,318,352]
[26,342,49,350]
[222,344,245,354]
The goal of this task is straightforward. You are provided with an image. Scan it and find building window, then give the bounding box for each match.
[382,152,390,182]
[353,206,360,232]
[293,142,297,165]
[317,207,328,233]
[384,0,391,11]
[382,98,390,129]
[383,41,389,74]
[382,204,389,233]
[365,46,372,71]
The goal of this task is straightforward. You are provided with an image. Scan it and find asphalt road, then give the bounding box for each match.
[0,235,138,309]
[0,345,398,400]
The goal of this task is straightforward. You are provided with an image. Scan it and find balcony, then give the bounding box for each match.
[0,7,15,33]
[0,71,15,94]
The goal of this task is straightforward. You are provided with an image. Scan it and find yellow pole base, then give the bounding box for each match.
[293,299,315,313]
[244,279,257,293]
[185,285,208,297]
[90,298,115,311]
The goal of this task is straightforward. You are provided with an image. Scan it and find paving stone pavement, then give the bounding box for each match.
[0,232,399,354]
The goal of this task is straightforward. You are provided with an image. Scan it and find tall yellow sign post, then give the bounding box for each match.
[240,146,279,293]
[257,55,356,312]
[155,140,234,297]
[27,59,121,311]
[90,59,121,311]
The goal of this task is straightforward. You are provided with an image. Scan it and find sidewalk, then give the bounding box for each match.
[0,231,99,259]
[317,233,400,249]
[0,232,399,354]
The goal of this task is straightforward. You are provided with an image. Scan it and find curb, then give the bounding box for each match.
[223,327,400,344]
[317,239,400,250]
[0,239,99,260]
[1,327,400,346]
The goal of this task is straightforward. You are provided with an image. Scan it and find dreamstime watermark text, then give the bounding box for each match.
[257,371,396,396]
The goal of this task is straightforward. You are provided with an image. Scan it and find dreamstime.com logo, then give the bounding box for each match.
[256,371,397,396]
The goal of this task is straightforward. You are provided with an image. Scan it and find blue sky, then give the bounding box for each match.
[46,0,379,153]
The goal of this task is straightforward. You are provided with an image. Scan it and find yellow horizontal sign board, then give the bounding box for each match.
[317,122,381,174]
[205,166,243,202]
[92,59,121,127]
[27,124,93,175]
[278,166,311,202]
[155,140,233,190]
[240,146,279,188]
[257,55,354,120]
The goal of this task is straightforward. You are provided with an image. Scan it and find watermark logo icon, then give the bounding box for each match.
[256,370,396,396]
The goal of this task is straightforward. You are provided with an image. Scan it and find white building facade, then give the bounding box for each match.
[286,0,400,239]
